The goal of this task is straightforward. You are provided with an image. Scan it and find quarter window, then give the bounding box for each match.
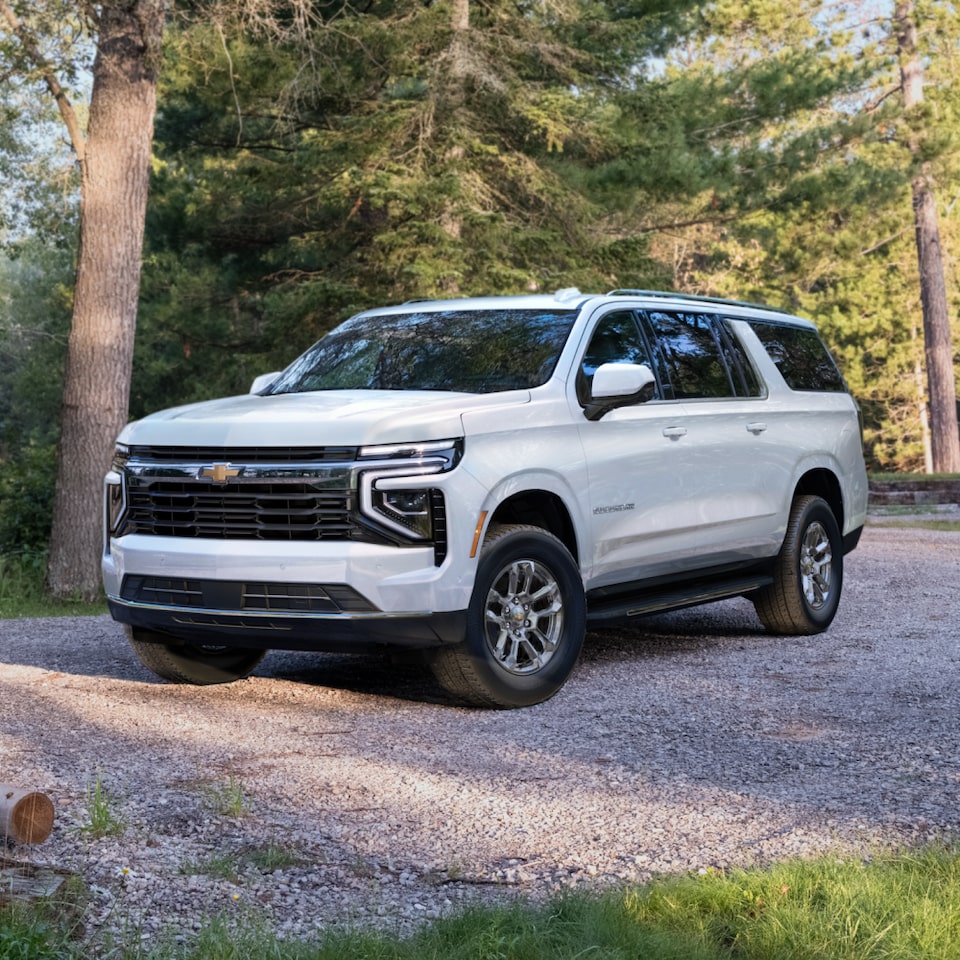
[748,321,847,392]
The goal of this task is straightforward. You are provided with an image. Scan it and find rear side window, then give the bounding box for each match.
[748,321,847,392]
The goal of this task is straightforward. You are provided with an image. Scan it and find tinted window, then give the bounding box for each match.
[645,311,734,399]
[577,311,654,404]
[719,319,764,397]
[748,321,846,392]
[268,309,577,394]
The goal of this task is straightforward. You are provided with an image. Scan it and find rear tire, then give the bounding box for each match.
[753,494,842,635]
[427,523,586,708]
[125,626,266,685]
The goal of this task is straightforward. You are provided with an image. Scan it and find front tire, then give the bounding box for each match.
[753,494,842,635]
[427,524,586,708]
[125,626,266,685]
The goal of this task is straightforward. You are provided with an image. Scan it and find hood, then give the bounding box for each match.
[118,389,531,448]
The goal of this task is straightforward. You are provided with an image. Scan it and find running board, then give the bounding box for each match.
[586,574,774,624]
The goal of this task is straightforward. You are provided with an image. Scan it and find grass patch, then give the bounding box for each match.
[73,773,125,839]
[4,847,960,958]
[203,777,252,818]
[869,472,960,482]
[243,843,305,873]
[911,520,960,532]
[180,853,242,883]
[0,551,107,619]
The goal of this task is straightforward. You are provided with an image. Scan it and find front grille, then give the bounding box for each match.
[125,481,356,541]
[120,576,378,613]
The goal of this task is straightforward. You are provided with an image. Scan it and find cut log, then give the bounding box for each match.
[1,785,55,844]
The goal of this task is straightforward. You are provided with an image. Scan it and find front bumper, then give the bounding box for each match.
[103,534,472,651]
[108,596,467,651]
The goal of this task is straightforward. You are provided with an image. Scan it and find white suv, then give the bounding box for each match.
[103,289,868,708]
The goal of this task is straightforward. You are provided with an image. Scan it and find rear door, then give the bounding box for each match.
[640,309,791,564]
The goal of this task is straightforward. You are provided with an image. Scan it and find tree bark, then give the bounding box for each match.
[895,1,960,474]
[45,2,165,598]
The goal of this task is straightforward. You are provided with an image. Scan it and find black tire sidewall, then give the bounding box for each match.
[463,527,585,707]
[127,626,265,684]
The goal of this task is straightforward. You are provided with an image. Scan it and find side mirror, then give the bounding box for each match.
[583,363,657,421]
[249,372,281,395]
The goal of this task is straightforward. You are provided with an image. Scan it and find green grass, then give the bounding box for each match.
[203,777,252,818]
[911,519,960,532]
[0,551,107,618]
[73,773,125,840]
[5,847,960,959]
[869,471,960,482]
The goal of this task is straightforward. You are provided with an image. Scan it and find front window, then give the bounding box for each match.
[267,309,577,395]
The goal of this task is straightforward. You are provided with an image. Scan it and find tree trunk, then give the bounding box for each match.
[46,2,165,599]
[895,1,960,474]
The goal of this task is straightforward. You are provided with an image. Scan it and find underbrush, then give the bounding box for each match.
[0,551,107,618]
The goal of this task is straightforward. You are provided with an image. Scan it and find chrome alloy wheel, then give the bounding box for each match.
[800,520,833,610]
[484,558,564,675]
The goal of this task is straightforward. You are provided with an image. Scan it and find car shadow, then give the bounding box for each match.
[260,597,768,706]
[1,599,768,708]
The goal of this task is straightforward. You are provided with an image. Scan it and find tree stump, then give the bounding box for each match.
[1,785,55,844]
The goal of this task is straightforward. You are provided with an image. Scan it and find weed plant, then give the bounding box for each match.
[204,777,251,818]
[75,773,125,839]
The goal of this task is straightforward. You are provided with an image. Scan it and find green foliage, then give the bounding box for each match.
[0,912,69,960]
[0,440,56,552]
[136,0,702,414]
[0,550,107,618]
[0,238,73,553]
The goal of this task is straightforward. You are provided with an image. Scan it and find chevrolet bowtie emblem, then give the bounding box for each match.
[199,463,240,483]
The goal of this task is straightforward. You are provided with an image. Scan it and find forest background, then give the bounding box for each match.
[0,0,958,589]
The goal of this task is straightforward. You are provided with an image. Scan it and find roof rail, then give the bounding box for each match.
[607,289,792,316]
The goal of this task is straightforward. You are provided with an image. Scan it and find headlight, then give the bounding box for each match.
[103,470,127,551]
[112,443,131,471]
[357,439,461,541]
[359,439,461,467]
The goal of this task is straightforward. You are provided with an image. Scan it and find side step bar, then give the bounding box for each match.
[586,574,774,624]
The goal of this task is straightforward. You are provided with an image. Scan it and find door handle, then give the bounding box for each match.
[746,422,768,434]
[662,426,687,439]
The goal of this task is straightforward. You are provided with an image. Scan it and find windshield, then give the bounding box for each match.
[266,309,577,394]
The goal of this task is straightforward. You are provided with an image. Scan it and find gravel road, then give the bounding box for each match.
[2,520,959,949]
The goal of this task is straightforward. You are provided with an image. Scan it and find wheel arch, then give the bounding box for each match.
[794,468,843,530]
[488,490,579,565]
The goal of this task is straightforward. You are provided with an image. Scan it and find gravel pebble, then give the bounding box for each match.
[1,521,959,950]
